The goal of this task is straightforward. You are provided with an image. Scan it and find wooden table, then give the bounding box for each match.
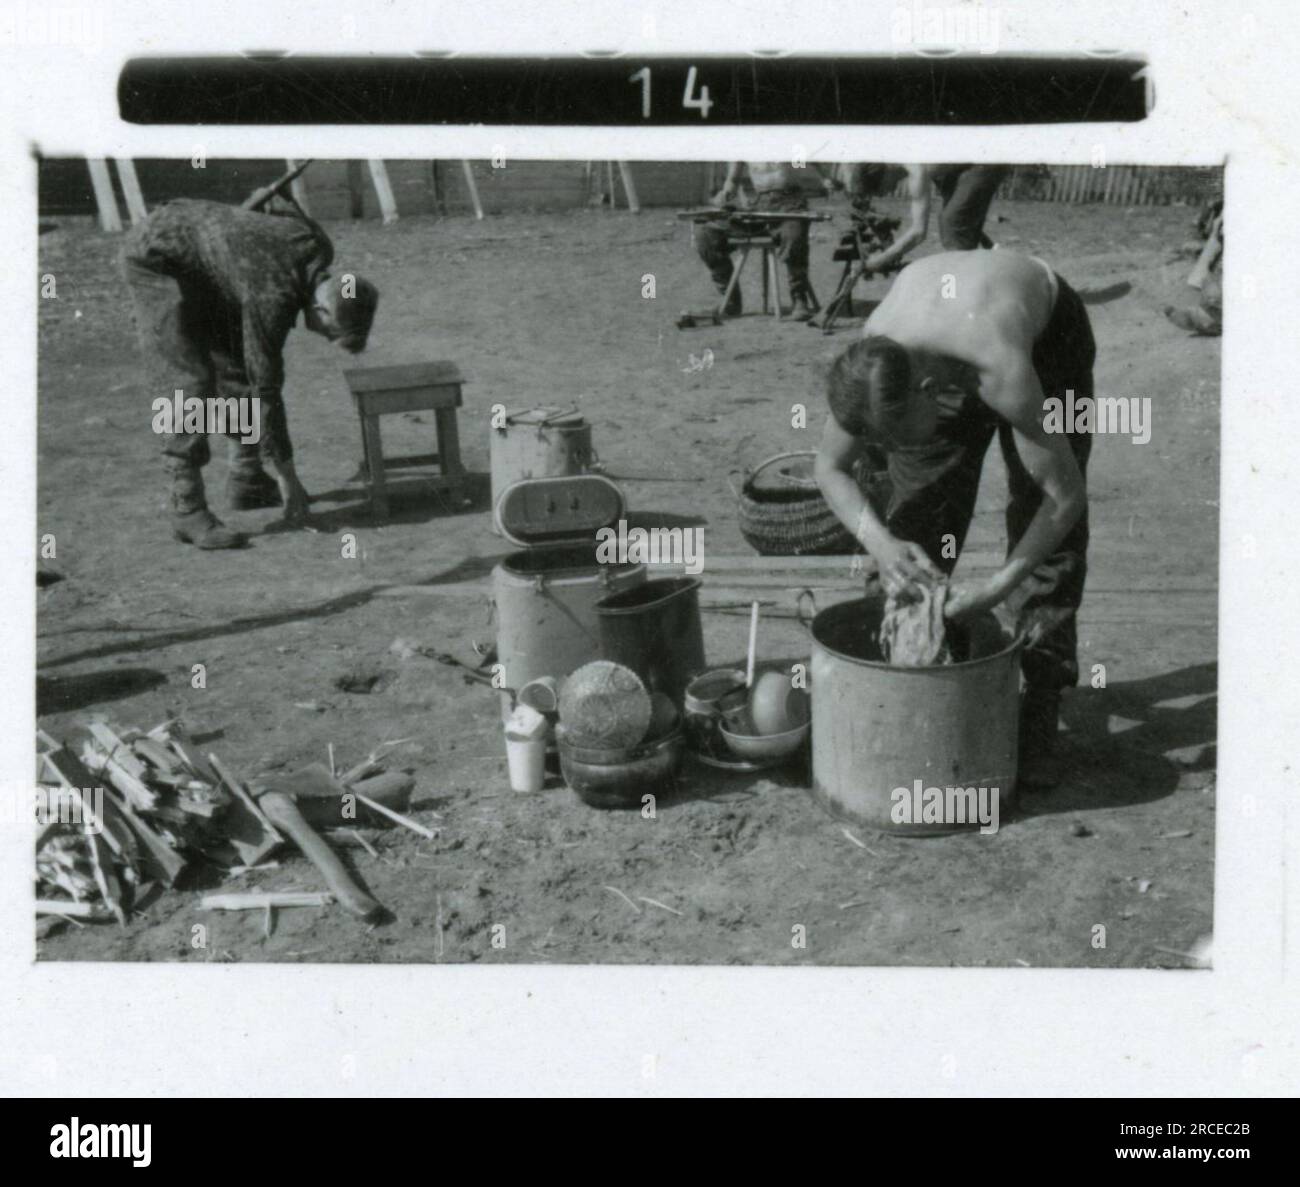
[342,361,467,520]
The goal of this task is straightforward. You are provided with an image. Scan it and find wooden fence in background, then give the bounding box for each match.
[39,160,1223,221]
[888,164,1222,206]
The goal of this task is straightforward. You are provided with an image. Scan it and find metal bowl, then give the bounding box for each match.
[557,723,686,809]
[683,668,748,759]
[718,720,810,764]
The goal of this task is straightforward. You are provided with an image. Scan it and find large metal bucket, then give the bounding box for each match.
[594,577,706,706]
[492,547,645,721]
[806,594,1021,835]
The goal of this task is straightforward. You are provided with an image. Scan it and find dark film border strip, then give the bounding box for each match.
[118,55,1149,126]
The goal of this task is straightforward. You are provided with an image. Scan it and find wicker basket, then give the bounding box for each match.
[735,450,890,557]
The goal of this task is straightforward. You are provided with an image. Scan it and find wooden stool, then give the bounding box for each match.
[342,361,466,520]
[720,232,819,319]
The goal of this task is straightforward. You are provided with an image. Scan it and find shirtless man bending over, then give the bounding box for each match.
[814,249,1096,786]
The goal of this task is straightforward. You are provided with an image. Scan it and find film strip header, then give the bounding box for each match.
[119,54,1150,126]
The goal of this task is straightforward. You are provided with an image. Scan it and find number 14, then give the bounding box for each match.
[628,66,713,119]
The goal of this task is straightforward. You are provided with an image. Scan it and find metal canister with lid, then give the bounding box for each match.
[489,406,594,518]
[491,473,645,721]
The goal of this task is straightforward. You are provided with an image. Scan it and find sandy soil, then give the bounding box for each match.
[35,194,1218,966]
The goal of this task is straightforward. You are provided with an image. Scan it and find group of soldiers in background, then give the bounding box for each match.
[692,161,1010,319]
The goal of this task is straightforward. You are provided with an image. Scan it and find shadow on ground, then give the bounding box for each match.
[37,668,168,715]
[1020,661,1217,819]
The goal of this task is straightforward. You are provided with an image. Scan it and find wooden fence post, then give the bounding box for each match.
[86,159,122,232]
[617,162,641,213]
[460,160,485,220]
[367,160,399,224]
[113,159,147,224]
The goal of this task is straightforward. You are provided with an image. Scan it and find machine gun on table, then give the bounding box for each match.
[811,206,903,334]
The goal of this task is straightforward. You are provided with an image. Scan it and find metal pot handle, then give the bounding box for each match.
[745,449,820,491]
[535,404,581,431]
[795,588,818,632]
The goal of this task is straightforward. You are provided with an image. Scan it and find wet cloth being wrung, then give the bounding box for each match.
[879,577,954,666]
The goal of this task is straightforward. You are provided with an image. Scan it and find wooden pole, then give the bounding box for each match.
[86,158,122,232]
[113,158,147,224]
[616,161,641,213]
[460,160,484,220]
[367,159,399,224]
[285,157,313,216]
[431,160,445,216]
[346,160,365,219]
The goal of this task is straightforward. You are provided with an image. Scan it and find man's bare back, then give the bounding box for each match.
[865,250,1057,371]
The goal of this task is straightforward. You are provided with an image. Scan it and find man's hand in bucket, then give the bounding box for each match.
[871,534,943,599]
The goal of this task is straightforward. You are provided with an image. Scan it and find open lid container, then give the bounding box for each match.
[494,473,627,552]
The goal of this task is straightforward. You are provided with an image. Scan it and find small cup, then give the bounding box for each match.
[518,676,560,715]
[505,734,547,793]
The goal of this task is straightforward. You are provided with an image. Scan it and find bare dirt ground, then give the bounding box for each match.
[35,194,1218,966]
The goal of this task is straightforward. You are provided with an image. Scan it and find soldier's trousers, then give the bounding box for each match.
[124,260,282,514]
[693,187,812,298]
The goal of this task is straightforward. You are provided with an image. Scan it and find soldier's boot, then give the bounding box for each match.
[167,460,247,550]
[1018,687,1063,791]
[226,443,283,510]
[789,276,817,322]
[1163,303,1222,337]
[227,468,283,510]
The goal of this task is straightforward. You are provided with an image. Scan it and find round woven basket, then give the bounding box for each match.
[736,450,890,557]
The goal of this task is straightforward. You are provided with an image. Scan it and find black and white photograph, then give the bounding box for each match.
[2,0,1297,1123]
[32,156,1221,969]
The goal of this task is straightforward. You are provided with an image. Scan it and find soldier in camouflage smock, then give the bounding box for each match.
[123,198,379,549]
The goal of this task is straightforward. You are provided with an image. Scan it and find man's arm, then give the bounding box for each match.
[814,416,941,593]
[242,307,311,523]
[814,416,874,544]
[809,162,845,195]
[947,349,1087,619]
[864,164,932,272]
[719,162,747,202]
